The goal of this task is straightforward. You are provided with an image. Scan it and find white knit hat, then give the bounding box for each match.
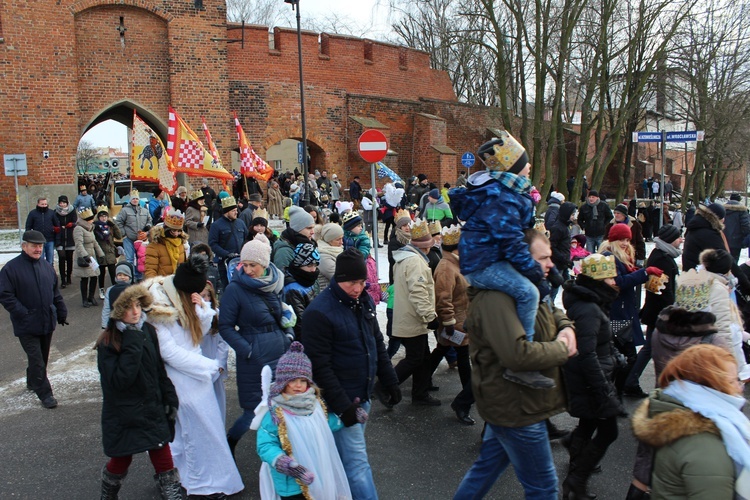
[240,233,271,268]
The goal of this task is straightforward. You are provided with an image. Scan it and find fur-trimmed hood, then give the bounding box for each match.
[142,275,215,332]
[724,200,748,212]
[690,205,725,232]
[654,305,717,338]
[110,284,153,321]
[632,390,720,448]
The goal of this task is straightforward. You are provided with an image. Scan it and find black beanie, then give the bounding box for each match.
[701,249,733,275]
[58,195,68,204]
[173,253,209,294]
[334,248,368,283]
[614,204,629,216]
[657,224,681,244]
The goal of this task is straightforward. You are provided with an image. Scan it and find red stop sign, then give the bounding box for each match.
[358,129,388,163]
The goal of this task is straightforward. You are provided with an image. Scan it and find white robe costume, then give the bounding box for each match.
[146,276,244,496]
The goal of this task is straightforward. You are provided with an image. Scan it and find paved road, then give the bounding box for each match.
[0,271,670,499]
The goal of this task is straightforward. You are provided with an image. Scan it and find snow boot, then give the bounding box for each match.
[154,468,184,500]
[100,466,127,500]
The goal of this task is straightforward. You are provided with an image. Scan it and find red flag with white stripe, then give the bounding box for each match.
[233,112,274,181]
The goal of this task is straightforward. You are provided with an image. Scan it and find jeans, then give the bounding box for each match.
[585,234,603,253]
[394,334,431,399]
[43,241,55,265]
[454,421,557,500]
[333,402,378,500]
[19,333,54,400]
[122,238,141,281]
[467,261,539,342]
[227,408,253,442]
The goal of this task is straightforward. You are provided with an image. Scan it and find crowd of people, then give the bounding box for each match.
[5,131,750,499]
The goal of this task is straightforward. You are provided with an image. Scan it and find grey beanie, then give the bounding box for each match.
[289,206,315,233]
[115,262,133,280]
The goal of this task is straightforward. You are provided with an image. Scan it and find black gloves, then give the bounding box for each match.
[341,400,369,427]
[164,405,178,421]
[197,222,204,228]
[443,324,455,337]
[427,318,440,331]
[58,318,69,326]
[373,382,402,409]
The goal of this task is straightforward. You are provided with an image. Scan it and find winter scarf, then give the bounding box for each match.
[395,227,411,246]
[233,264,296,329]
[115,312,147,333]
[164,236,184,273]
[654,237,682,258]
[94,220,111,243]
[575,273,620,307]
[288,266,320,288]
[587,199,600,221]
[281,227,314,248]
[663,379,750,499]
[56,205,72,217]
[271,387,318,417]
[494,171,532,194]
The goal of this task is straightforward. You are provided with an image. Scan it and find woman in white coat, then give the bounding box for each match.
[675,248,750,381]
[146,253,243,497]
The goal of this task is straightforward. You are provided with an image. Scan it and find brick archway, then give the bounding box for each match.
[69,0,174,22]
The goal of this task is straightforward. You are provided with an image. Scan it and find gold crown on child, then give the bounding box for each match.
[441,224,461,246]
[410,217,431,240]
[580,254,617,280]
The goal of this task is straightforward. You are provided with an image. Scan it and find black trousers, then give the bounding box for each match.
[19,333,53,400]
[394,334,431,399]
[98,263,117,288]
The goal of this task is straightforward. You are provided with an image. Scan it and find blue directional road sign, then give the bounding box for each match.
[297,142,304,164]
[666,131,704,142]
[632,132,663,143]
[461,152,475,167]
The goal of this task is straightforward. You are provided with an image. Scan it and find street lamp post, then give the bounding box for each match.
[284,0,310,204]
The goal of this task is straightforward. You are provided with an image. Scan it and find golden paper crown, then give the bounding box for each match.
[410,217,431,241]
[395,208,412,226]
[428,220,442,236]
[441,224,461,246]
[479,130,527,172]
[96,205,108,215]
[252,208,269,221]
[164,209,185,230]
[580,254,618,280]
[190,189,205,201]
[79,208,94,220]
[645,274,669,295]
[130,189,140,199]
[221,196,238,210]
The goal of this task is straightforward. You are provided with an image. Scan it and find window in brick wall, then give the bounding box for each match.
[364,41,373,63]
[319,33,330,59]
[399,48,407,70]
[195,0,204,9]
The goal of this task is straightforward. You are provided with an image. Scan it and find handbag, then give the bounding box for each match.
[77,255,90,267]
[609,318,633,343]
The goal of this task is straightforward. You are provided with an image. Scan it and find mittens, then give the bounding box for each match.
[275,455,315,485]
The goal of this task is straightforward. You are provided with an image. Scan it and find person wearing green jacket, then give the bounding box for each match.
[420,188,453,224]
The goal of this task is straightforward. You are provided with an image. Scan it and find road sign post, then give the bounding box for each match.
[358,130,389,275]
[3,154,28,246]
[461,152,475,175]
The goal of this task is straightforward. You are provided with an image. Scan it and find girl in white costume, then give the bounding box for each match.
[256,342,353,499]
[146,253,244,497]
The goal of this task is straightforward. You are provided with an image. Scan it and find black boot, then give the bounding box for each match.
[60,275,66,289]
[154,468,184,500]
[546,419,570,441]
[227,435,239,458]
[81,280,90,308]
[625,483,651,500]
[88,278,99,306]
[100,465,127,500]
[562,443,608,499]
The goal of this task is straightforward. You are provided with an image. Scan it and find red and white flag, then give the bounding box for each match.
[167,107,233,180]
[234,112,274,181]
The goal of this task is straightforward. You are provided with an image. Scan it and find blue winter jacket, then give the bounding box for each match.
[219,265,290,410]
[208,215,248,262]
[301,279,399,415]
[450,171,543,284]
[606,253,649,346]
[0,253,67,336]
[25,208,59,242]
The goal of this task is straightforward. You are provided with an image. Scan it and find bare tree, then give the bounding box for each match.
[77,140,99,176]
[226,0,288,25]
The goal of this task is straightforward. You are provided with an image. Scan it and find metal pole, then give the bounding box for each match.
[289,0,310,205]
[12,158,22,246]
[370,162,379,274]
[660,130,666,227]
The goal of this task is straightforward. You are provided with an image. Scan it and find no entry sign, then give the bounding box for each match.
[358,129,388,163]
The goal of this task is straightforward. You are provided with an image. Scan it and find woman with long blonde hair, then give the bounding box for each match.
[145,253,244,497]
[600,223,663,399]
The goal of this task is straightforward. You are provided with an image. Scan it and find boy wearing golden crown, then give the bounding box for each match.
[450,131,553,389]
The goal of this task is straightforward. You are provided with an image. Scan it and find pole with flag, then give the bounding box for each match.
[130,110,177,194]
[234,112,274,182]
[167,107,234,182]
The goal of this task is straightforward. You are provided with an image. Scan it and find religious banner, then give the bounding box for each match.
[130,110,177,194]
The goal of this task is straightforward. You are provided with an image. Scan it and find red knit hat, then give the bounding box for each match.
[608,223,632,242]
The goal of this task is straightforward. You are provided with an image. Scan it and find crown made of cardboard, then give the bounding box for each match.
[96,205,109,215]
[221,196,238,209]
[164,209,185,230]
[252,208,269,221]
[442,224,461,246]
[580,254,617,280]
[130,189,140,199]
[395,208,411,224]
[79,208,94,220]
[675,270,712,312]
[645,274,669,295]
[479,130,527,172]
[410,217,431,240]
[190,189,205,201]
[428,220,442,236]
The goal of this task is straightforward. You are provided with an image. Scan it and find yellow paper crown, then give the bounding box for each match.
[395,208,412,226]
[79,208,94,220]
[164,209,185,230]
[130,189,140,199]
[190,189,205,201]
[96,205,108,215]
[479,130,527,172]
[580,254,618,280]
[221,196,237,210]
[410,217,431,241]
[252,208,269,221]
[441,224,461,246]
[428,220,442,236]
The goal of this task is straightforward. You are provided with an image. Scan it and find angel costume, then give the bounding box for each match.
[146,274,244,496]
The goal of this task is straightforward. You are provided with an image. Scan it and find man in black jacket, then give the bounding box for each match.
[25,197,60,265]
[577,190,613,252]
[0,230,67,409]
[302,249,401,499]
[548,202,577,301]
